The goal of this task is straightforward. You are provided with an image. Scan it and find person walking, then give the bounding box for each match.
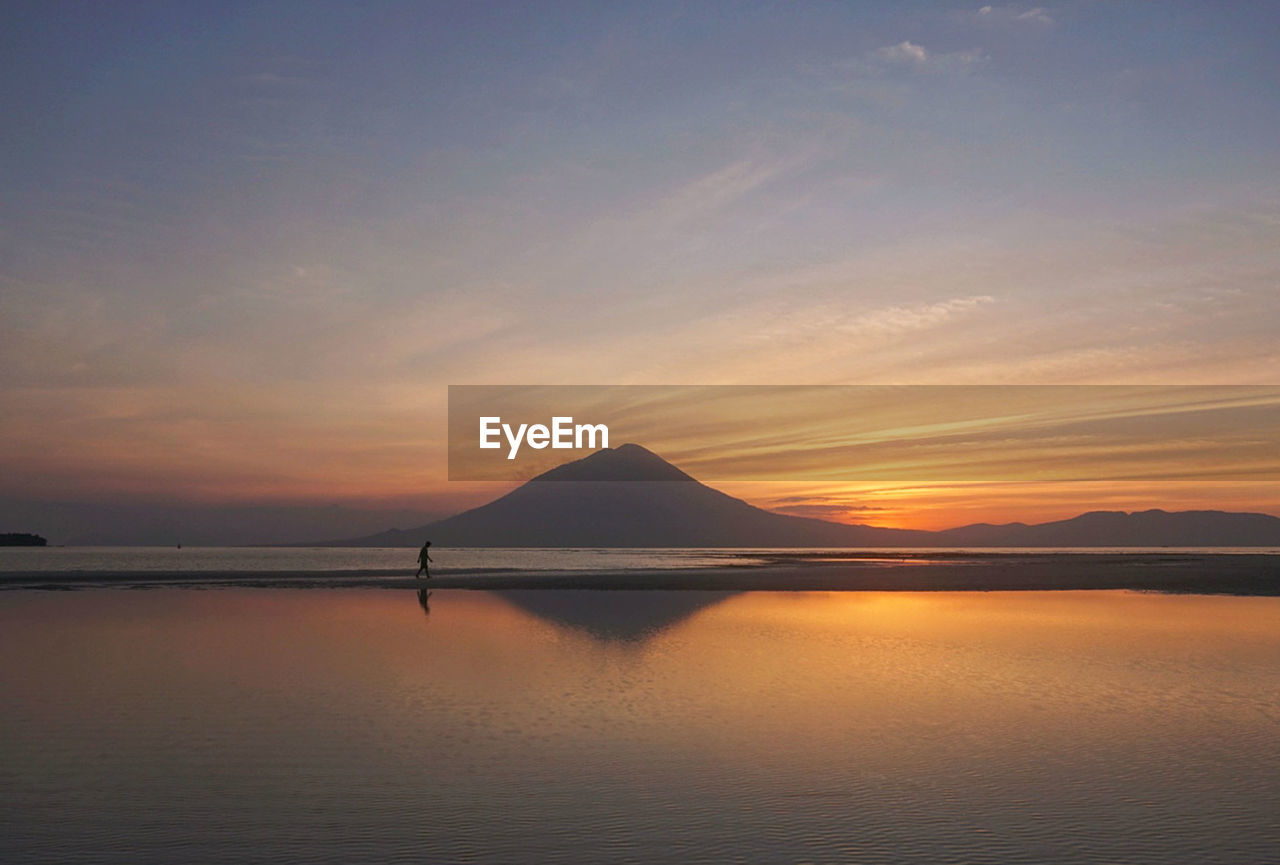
[416,541,433,578]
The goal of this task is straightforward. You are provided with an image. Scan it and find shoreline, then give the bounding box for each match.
[1,552,1276,595]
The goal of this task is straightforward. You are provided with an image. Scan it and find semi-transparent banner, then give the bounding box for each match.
[447,385,1280,482]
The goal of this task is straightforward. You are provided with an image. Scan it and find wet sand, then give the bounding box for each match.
[3,552,1277,594]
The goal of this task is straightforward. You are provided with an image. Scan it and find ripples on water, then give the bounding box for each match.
[1,589,1278,864]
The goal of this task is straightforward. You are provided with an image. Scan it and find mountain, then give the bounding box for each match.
[318,443,931,547]
[315,444,1280,548]
[937,509,1280,547]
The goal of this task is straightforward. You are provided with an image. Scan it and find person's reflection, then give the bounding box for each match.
[417,588,432,618]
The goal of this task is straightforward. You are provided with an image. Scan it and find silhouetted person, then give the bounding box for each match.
[416,541,433,578]
[417,588,432,616]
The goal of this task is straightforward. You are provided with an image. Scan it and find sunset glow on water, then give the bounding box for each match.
[3,589,1277,863]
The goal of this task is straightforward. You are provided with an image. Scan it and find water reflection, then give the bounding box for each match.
[417,588,432,618]
[494,590,737,642]
[2,589,1278,864]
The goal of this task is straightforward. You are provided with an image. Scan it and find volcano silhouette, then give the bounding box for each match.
[333,443,929,547]
[319,444,1280,548]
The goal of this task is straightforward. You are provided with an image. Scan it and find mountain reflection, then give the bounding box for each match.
[494,590,737,642]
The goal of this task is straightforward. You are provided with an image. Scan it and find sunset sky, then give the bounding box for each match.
[3,2,1279,542]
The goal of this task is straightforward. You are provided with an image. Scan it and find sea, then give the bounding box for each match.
[4,545,1280,578]
[2,547,1278,863]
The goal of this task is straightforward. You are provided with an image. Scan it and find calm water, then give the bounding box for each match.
[3,545,1278,576]
[2,589,1278,864]
[0,546,766,574]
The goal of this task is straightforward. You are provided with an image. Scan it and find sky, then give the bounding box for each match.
[2,1,1279,542]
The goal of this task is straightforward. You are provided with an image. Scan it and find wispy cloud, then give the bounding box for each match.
[768,502,888,522]
[835,295,996,338]
[766,493,888,522]
[875,41,930,66]
[648,157,802,228]
[973,5,1055,27]
[744,294,997,349]
[872,41,987,73]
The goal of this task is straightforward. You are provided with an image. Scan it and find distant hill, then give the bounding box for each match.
[937,509,1280,547]
[311,444,1280,548]
[0,532,47,547]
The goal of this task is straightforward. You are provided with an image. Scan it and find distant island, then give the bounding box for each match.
[309,444,1280,548]
[1,533,47,547]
